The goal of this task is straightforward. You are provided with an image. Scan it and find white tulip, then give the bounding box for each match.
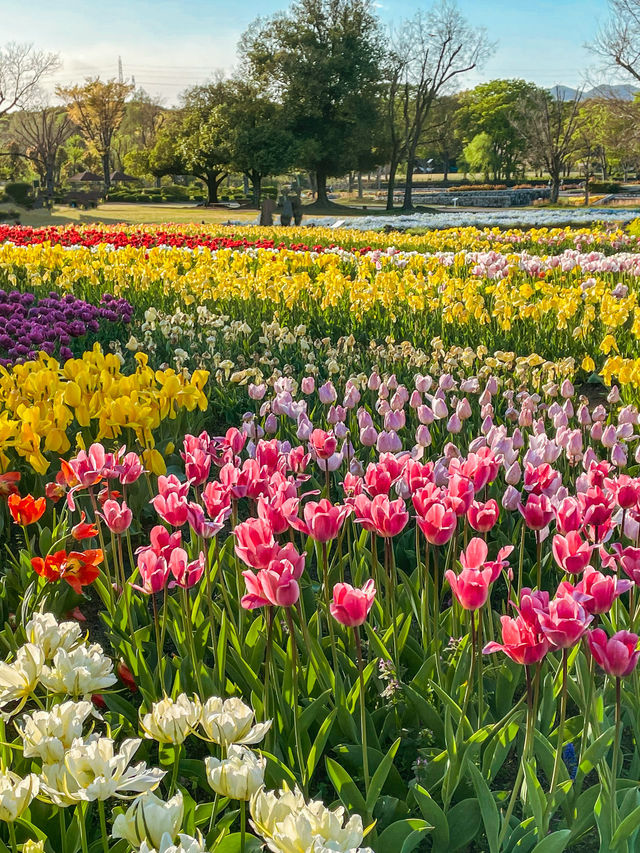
[41,736,165,804]
[205,745,265,801]
[200,696,271,748]
[140,694,201,745]
[112,790,183,849]
[40,644,116,696]
[250,784,373,853]
[0,644,44,711]
[0,770,39,821]
[24,612,82,660]
[17,700,94,763]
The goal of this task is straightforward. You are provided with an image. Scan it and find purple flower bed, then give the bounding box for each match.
[0,291,133,366]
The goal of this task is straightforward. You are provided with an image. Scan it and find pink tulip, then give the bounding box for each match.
[141,526,182,561]
[460,537,489,571]
[484,610,549,665]
[234,517,280,569]
[169,548,205,589]
[574,567,633,615]
[132,549,170,595]
[330,579,376,627]
[612,543,640,584]
[518,493,553,531]
[588,629,639,677]
[151,491,189,527]
[241,560,300,610]
[536,595,592,649]
[118,452,145,485]
[318,381,337,405]
[551,531,593,575]
[445,566,493,611]
[99,499,132,535]
[288,498,351,542]
[467,499,499,533]
[416,502,457,546]
[367,494,409,538]
[182,449,211,487]
[555,497,582,534]
[301,376,315,395]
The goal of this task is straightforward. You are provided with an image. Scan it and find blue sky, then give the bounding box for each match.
[0,0,622,102]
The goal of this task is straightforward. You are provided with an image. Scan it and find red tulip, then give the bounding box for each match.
[330,579,376,626]
[588,629,639,677]
[71,511,98,541]
[445,566,493,611]
[551,531,593,575]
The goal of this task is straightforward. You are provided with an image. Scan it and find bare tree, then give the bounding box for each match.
[385,2,493,210]
[11,104,73,196]
[0,43,60,117]
[592,0,640,82]
[515,89,583,203]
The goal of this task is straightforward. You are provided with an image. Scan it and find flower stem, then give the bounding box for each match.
[98,799,109,853]
[354,627,369,796]
[78,802,89,853]
[285,608,307,796]
[240,800,246,853]
[548,648,568,820]
[7,822,17,853]
[611,676,622,834]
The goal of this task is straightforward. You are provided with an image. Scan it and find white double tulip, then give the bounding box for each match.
[250,784,373,853]
[139,832,206,853]
[112,790,184,849]
[200,696,271,748]
[41,736,165,804]
[0,770,39,821]
[140,694,201,745]
[24,612,83,660]
[205,744,265,801]
[40,644,116,696]
[17,700,94,764]
[0,644,44,711]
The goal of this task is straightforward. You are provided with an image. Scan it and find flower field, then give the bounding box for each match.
[0,222,640,852]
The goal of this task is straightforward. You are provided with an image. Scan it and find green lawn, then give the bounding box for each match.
[4,200,390,228]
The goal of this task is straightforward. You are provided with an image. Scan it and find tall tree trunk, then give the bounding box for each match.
[584,160,590,206]
[102,152,111,191]
[402,148,417,210]
[550,173,561,204]
[308,172,317,198]
[442,156,449,183]
[386,159,399,211]
[243,174,250,197]
[348,171,355,194]
[315,171,330,206]
[357,172,363,199]
[205,173,220,205]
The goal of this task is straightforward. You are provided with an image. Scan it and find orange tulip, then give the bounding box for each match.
[31,549,103,594]
[8,493,46,526]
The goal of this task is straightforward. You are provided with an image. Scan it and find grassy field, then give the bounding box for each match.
[2,200,394,228]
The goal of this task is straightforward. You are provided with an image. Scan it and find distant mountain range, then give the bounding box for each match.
[551,84,639,101]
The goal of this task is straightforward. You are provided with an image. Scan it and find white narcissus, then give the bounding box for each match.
[17,700,94,763]
[205,745,265,801]
[24,612,83,660]
[41,736,165,804]
[0,644,44,711]
[199,696,271,748]
[39,644,116,697]
[140,694,201,745]
[250,784,374,853]
[112,790,184,849]
[0,770,39,821]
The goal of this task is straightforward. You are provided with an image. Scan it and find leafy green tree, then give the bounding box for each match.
[462,132,493,180]
[457,79,540,180]
[222,82,296,205]
[240,0,385,206]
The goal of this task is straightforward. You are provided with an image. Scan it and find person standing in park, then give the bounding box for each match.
[280,193,293,226]
[260,195,276,225]
[292,193,303,226]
